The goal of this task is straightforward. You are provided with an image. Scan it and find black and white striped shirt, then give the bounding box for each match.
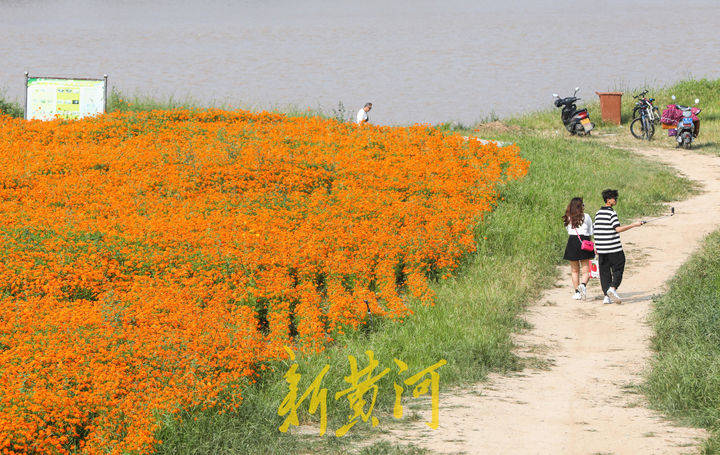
[594,206,622,254]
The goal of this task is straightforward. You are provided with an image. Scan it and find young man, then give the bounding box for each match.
[593,189,643,304]
[356,102,372,124]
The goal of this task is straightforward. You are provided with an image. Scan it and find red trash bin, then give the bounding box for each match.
[595,92,623,125]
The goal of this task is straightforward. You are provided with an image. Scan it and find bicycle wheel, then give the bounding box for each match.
[642,117,655,140]
[630,118,645,139]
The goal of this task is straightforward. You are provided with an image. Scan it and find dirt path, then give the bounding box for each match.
[388,146,720,454]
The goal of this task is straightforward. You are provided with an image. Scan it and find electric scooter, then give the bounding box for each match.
[553,87,595,136]
[661,96,702,149]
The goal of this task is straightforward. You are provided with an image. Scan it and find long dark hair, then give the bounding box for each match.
[563,197,584,228]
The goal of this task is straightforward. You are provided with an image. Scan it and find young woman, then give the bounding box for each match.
[562,197,594,300]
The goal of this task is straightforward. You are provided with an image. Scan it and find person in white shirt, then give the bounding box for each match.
[356,102,372,124]
[562,197,595,300]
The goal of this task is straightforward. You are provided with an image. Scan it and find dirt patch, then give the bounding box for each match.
[473,121,521,133]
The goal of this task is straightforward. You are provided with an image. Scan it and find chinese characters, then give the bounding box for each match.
[278,348,446,436]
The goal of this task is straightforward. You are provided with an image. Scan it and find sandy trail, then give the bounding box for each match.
[388,146,720,454]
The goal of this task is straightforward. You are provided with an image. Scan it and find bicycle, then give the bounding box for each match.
[631,90,661,124]
[630,90,657,140]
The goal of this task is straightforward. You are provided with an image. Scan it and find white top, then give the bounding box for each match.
[566,213,594,236]
[356,108,369,124]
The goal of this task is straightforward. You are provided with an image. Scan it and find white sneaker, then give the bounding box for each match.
[607,288,622,304]
[603,296,611,304]
[572,291,582,300]
[578,283,587,299]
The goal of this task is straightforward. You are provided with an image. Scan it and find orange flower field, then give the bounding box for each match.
[0,110,528,454]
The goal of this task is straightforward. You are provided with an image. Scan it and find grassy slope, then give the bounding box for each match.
[644,231,720,454]
[154,128,693,454]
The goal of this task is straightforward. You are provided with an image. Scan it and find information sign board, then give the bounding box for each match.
[25,75,107,121]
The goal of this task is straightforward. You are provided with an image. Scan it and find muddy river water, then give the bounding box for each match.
[1,0,718,124]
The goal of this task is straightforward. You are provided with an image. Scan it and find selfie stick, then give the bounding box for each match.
[641,207,675,225]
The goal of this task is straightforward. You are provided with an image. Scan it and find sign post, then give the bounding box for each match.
[24,71,29,119]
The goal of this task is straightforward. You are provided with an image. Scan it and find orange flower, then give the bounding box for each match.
[0,109,527,453]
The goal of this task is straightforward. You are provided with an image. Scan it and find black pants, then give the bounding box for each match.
[598,251,625,295]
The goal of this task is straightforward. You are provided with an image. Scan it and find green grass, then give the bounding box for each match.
[105,86,201,112]
[106,87,355,123]
[153,128,694,454]
[0,87,197,118]
[0,90,23,118]
[645,230,720,454]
